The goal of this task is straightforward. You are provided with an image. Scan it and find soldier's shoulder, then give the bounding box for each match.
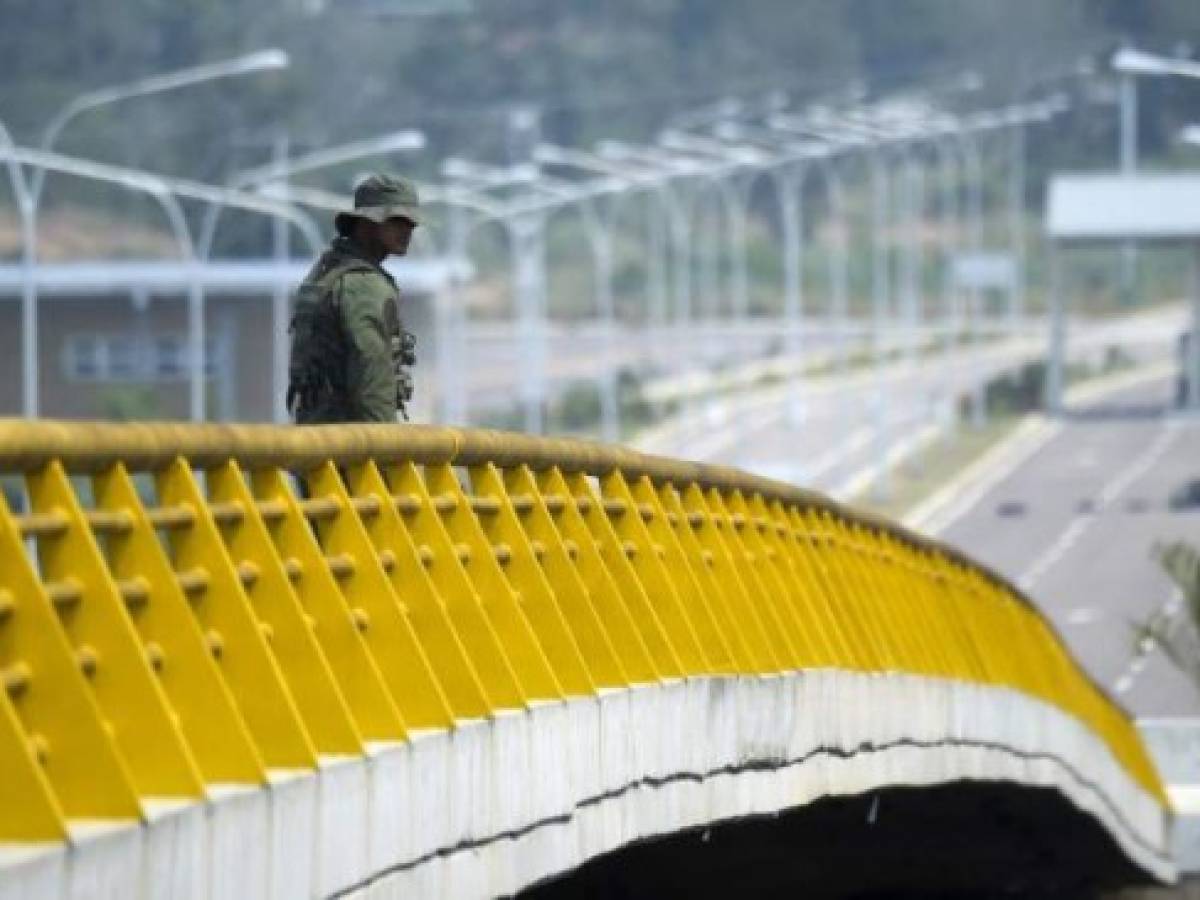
[335,269,398,315]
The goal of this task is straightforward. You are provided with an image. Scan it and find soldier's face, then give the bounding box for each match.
[380,217,416,256]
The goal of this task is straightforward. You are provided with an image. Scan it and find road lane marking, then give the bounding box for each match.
[1018,423,1179,592]
[1065,607,1103,626]
[807,427,874,481]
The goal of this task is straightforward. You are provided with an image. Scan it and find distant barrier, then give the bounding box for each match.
[0,420,1172,897]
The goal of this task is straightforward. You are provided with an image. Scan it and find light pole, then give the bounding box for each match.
[36,50,290,173]
[1113,46,1200,331]
[596,141,705,335]
[535,143,681,325]
[657,130,768,329]
[1112,47,1200,174]
[441,157,629,436]
[535,143,700,429]
[19,49,290,418]
[1182,127,1200,410]
[1,144,319,422]
[1107,48,1200,308]
[707,121,851,408]
[441,158,551,434]
[0,121,38,419]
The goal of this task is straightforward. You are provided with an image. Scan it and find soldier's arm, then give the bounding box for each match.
[338,273,399,422]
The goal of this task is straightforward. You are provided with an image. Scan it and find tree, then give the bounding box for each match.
[1135,541,1200,694]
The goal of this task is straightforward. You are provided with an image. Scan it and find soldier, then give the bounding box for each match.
[287,173,420,424]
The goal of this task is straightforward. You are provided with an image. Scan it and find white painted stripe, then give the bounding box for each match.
[1019,423,1179,592]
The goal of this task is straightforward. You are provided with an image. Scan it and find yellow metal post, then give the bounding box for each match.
[537,468,662,686]
[500,464,628,690]
[468,462,595,696]
[0,689,66,840]
[598,470,709,673]
[718,489,810,668]
[422,461,563,702]
[760,498,851,668]
[206,461,363,755]
[751,495,847,668]
[629,477,737,674]
[250,467,406,740]
[656,483,757,672]
[384,460,527,711]
[0,492,142,821]
[26,461,205,796]
[343,460,492,720]
[93,462,265,783]
[304,461,455,730]
[157,458,316,768]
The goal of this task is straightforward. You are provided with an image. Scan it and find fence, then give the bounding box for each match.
[0,419,1172,897]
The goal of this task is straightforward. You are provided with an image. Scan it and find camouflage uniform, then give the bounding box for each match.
[287,175,419,424]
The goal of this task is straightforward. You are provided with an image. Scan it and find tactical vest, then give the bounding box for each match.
[287,249,416,423]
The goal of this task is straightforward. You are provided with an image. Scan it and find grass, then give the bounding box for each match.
[849,415,1024,520]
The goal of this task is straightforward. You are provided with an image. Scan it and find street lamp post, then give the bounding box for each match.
[1008,118,1027,327]
[441,158,554,435]
[536,143,703,427]
[36,50,290,176]
[1,144,319,422]
[0,121,38,419]
[657,129,770,330]
[1107,47,1200,308]
[441,157,630,436]
[594,143,697,338]
[18,49,290,418]
[671,121,862,427]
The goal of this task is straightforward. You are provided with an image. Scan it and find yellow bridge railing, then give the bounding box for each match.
[0,420,1166,858]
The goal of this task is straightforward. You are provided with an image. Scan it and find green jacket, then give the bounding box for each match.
[291,237,403,424]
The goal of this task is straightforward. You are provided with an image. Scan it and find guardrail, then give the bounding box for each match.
[0,420,1171,896]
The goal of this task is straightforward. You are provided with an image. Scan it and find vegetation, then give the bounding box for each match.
[3,1,1199,313]
[3,1,1199,184]
[1135,542,1200,696]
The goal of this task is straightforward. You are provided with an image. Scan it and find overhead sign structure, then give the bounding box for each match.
[1044,172,1200,413]
[1047,174,1200,242]
[951,253,1017,292]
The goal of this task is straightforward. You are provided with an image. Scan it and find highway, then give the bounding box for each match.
[633,306,1187,501]
[939,378,1200,718]
[625,306,1199,718]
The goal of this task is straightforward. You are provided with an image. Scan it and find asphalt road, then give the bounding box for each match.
[635,307,1186,501]
[940,378,1200,718]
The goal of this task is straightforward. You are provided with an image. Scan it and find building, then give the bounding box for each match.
[0,257,467,422]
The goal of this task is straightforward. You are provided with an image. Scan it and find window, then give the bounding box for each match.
[64,334,225,383]
[107,338,140,380]
[153,336,186,379]
[66,336,103,380]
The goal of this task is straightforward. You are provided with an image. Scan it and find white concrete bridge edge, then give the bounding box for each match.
[0,670,1174,900]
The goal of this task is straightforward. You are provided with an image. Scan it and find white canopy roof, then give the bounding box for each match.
[0,256,472,300]
[1046,173,1200,242]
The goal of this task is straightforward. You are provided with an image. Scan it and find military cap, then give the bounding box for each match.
[336,173,422,227]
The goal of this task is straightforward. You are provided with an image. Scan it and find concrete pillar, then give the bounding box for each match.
[1046,246,1066,415]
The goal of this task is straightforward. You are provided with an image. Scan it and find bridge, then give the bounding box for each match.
[0,420,1174,898]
